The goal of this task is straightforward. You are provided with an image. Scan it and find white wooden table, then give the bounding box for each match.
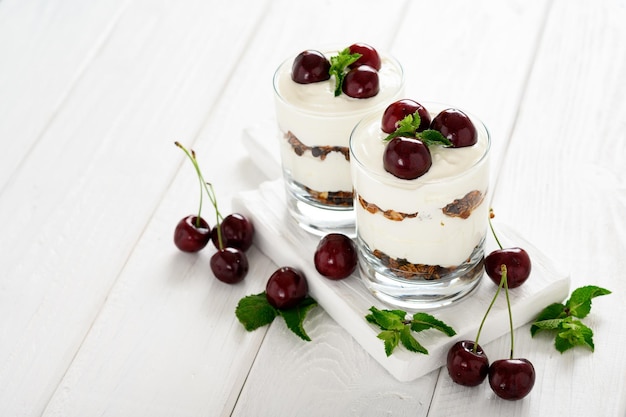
[1,0,625,415]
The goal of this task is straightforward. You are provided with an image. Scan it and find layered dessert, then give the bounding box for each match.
[350,100,490,308]
[273,44,404,233]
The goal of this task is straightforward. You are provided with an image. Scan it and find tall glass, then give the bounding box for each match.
[350,104,491,309]
[273,48,404,236]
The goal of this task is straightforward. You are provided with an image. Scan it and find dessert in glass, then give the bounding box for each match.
[350,99,491,309]
[273,43,404,236]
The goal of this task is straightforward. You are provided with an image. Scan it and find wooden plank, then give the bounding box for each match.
[427,0,626,414]
[0,0,272,415]
[0,0,130,190]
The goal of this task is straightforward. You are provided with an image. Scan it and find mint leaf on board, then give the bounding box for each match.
[377,330,400,356]
[278,297,318,342]
[366,306,456,356]
[235,293,278,331]
[530,285,610,353]
[399,326,428,354]
[329,48,362,96]
[235,292,317,341]
[410,312,457,336]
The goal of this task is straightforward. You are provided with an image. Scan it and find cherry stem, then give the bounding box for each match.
[472,264,505,354]
[175,142,224,247]
[488,208,503,250]
[502,264,515,359]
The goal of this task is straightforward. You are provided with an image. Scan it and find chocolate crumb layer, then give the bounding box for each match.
[286,131,350,161]
[357,194,419,221]
[372,249,457,280]
[442,190,484,219]
[305,186,353,206]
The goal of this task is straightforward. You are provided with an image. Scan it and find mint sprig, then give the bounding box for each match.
[383,113,452,147]
[329,47,361,97]
[236,293,318,341]
[365,306,456,356]
[530,285,611,353]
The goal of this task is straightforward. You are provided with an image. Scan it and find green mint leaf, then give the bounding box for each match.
[410,312,457,337]
[418,129,452,147]
[565,285,611,318]
[531,318,566,334]
[329,47,362,97]
[530,302,566,336]
[399,326,428,354]
[555,319,594,353]
[377,330,400,356]
[366,306,406,331]
[383,114,421,142]
[235,293,278,331]
[278,296,318,342]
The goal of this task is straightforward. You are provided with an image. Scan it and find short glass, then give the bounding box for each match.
[350,104,491,309]
[272,48,404,236]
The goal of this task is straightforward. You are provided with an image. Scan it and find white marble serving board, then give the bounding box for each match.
[232,179,570,382]
[234,123,571,381]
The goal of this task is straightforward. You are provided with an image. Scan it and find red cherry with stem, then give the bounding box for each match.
[174,141,218,253]
[266,267,308,309]
[485,248,531,288]
[348,43,381,70]
[291,50,331,84]
[211,213,255,252]
[314,233,357,280]
[381,99,431,134]
[210,247,248,284]
[489,358,536,400]
[488,264,536,400]
[446,340,490,386]
[342,65,379,98]
[430,108,477,148]
[485,211,532,288]
[383,136,432,179]
[174,215,211,252]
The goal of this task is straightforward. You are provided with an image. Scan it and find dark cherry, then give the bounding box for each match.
[342,65,379,99]
[211,213,255,251]
[314,233,358,280]
[383,136,432,179]
[488,358,536,400]
[291,50,331,84]
[210,247,248,284]
[484,247,531,289]
[430,108,477,148]
[381,99,431,134]
[265,267,308,309]
[348,43,381,70]
[174,215,211,252]
[446,340,490,386]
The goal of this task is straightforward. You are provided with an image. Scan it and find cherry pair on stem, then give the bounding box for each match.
[447,215,534,400]
[173,142,254,284]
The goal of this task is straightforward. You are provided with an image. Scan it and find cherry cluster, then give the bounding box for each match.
[173,142,254,284]
[291,43,382,99]
[380,99,478,180]
[446,211,534,400]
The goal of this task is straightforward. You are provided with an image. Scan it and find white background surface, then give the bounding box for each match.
[1,0,625,416]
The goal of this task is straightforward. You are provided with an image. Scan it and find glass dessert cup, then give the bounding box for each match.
[272,49,404,236]
[350,104,491,309]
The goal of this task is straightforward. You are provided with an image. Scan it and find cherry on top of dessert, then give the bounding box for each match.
[291,50,331,84]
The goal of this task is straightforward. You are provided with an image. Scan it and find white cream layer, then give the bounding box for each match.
[350,105,490,267]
